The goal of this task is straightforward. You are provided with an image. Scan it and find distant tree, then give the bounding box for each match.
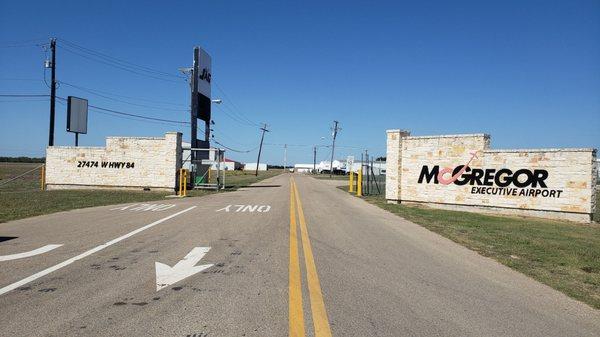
[0,157,45,163]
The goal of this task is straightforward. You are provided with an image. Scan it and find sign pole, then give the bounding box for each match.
[190,47,199,167]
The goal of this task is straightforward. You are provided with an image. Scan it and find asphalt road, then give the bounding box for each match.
[1,173,599,336]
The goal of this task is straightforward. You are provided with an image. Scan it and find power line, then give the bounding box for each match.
[213,81,260,127]
[55,99,186,128]
[211,129,253,146]
[214,104,259,128]
[0,44,40,49]
[56,96,189,125]
[0,78,41,82]
[212,139,258,153]
[0,38,47,49]
[58,44,185,84]
[57,81,188,107]
[58,38,186,79]
[0,37,48,46]
[0,98,49,102]
[59,81,188,112]
[264,143,311,147]
[89,105,188,124]
[53,39,260,133]
[0,94,49,97]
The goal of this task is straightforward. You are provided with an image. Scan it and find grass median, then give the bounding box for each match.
[0,162,282,223]
[338,184,600,309]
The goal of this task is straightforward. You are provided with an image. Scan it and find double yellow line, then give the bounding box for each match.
[289,178,332,337]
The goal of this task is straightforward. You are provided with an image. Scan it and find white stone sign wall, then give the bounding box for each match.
[46,132,182,191]
[386,130,597,222]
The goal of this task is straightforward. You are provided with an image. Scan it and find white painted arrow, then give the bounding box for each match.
[0,244,63,262]
[155,247,213,291]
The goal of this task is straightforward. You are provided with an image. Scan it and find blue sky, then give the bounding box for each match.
[1,0,599,165]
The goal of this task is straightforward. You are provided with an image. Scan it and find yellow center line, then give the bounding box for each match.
[292,178,333,337]
[289,178,306,337]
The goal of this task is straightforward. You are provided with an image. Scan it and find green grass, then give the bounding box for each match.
[340,186,600,309]
[0,163,282,223]
[204,169,284,188]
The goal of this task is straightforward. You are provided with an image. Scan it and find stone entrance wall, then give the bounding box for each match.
[386,130,597,222]
[45,132,182,191]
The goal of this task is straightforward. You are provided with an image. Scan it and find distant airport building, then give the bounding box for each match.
[296,160,386,175]
[181,142,241,171]
[294,164,314,173]
[219,158,243,171]
[345,161,386,175]
[316,160,345,174]
[244,163,267,171]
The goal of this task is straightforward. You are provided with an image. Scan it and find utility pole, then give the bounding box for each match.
[313,146,317,173]
[329,120,340,178]
[284,144,287,171]
[255,123,269,176]
[48,38,57,146]
[365,149,369,195]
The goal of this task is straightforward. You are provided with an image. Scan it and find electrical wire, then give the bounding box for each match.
[0,94,49,97]
[0,43,42,49]
[213,104,259,128]
[58,44,185,84]
[56,96,189,125]
[0,98,49,102]
[0,37,48,46]
[264,143,312,147]
[56,99,186,128]
[212,139,259,153]
[57,81,188,106]
[0,78,41,81]
[59,81,188,112]
[54,39,260,131]
[58,38,186,79]
[213,81,260,127]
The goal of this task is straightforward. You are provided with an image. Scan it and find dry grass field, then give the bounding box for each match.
[0,162,282,223]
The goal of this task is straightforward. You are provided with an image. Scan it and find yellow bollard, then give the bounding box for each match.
[183,169,188,197]
[40,164,46,191]
[349,171,354,193]
[178,168,182,196]
[356,168,362,197]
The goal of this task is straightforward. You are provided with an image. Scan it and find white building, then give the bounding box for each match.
[181,142,241,171]
[346,161,386,175]
[293,159,387,175]
[315,160,345,174]
[294,164,315,173]
[216,158,242,171]
[244,162,267,171]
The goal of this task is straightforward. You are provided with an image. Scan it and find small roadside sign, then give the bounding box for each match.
[347,156,354,171]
